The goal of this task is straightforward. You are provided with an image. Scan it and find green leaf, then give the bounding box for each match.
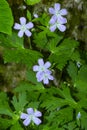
[64,121,77,130]
[0,108,13,117]
[48,35,63,53]
[75,65,87,92]
[67,61,78,83]
[71,50,80,61]
[11,92,28,112]
[0,33,24,49]
[27,10,32,21]
[3,48,42,67]
[33,30,48,49]
[38,13,50,26]
[26,69,40,84]
[62,86,77,108]
[28,101,39,109]
[26,0,41,5]
[10,122,23,130]
[0,118,12,130]
[14,81,44,93]
[49,38,79,70]
[0,92,11,111]
[0,0,13,35]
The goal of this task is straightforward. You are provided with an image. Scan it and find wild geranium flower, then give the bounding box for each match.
[33,58,54,84]
[49,16,67,32]
[33,59,51,72]
[20,108,42,126]
[36,71,54,84]
[14,17,34,38]
[49,3,67,21]
[49,3,68,32]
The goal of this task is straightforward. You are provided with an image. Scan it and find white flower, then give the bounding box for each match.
[49,3,68,18]
[33,58,54,84]
[33,58,51,73]
[20,108,42,126]
[36,71,54,84]
[49,3,68,32]
[49,15,67,32]
[14,17,34,38]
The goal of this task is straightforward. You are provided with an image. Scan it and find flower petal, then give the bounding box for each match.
[58,24,66,32]
[50,24,56,32]
[32,117,42,125]
[43,77,49,84]
[33,65,39,71]
[48,75,54,80]
[14,23,21,30]
[59,9,68,15]
[34,111,42,117]
[20,113,29,119]
[27,108,34,115]
[57,16,67,24]
[25,30,32,37]
[49,15,57,24]
[54,3,60,11]
[49,7,55,14]
[18,30,24,37]
[38,59,44,66]
[36,72,43,82]
[20,17,26,25]
[23,117,31,126]
[44,62,51,68]
[26,22,34,29]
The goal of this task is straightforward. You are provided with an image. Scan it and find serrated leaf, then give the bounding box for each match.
[0,0,13,35]
[14,81,44,93]
[49,38,79,70]
[58,85,77,108]
[33,30,48,49]
[48,34,63,53]
[11,92,28,112]
[3,48,42,67]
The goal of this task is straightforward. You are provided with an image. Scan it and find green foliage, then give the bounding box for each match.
[0,0,87,130]
[75,65,87,90]
[10,122,23,130]
[27,10,32,21]
[0,92,11,110]
[49,38,79,70]
[0,33,24,49]
[0,118,12,130]
[14,81,44,93]
[11,92,28,112]
[3,48,42,67]
[0,0,13,35]
[33,27,63,50]
[67,61,78,83]
[26,0,41,5]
